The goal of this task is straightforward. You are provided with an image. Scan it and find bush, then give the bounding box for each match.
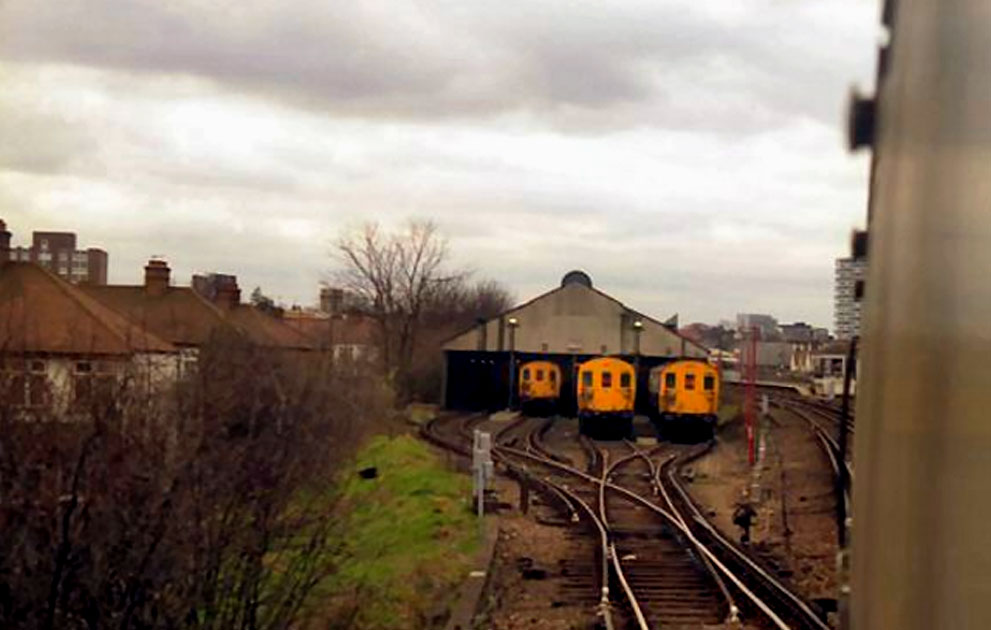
[0,335,393,630]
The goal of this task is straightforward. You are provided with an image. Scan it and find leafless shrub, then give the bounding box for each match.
[0,333,391,630]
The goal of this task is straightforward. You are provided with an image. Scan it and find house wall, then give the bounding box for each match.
[3,353,180,416]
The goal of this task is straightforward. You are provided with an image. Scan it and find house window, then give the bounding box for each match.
[703,375,715,391]
[620,372,631,388]
[665,373,676,389]
[685,373,696,390]
[601,371,612,388]
[600,345,607,354]
[541,343,549,352]
[536,369,544,381]
[74,361,115,410]
[1,359,49,408]
[582,371,593,387]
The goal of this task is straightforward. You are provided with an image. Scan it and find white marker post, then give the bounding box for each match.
[472,430,493,518]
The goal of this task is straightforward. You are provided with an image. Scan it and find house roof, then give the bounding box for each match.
[84,283,319,351]
[225,305,318,350]
[0,263,175,355]
[81,284,236,347]
[282,313,377,347]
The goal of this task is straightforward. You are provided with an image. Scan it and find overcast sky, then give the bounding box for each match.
[0,0,876,328]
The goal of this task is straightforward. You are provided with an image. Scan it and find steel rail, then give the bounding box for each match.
[496,444,802,630]
[623,442,741,625]
[776,400,855,485]
[661,456,831,630]
[597,448,651,630]
[555,481,616,630]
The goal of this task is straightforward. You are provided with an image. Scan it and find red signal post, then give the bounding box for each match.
[743,326,759,466]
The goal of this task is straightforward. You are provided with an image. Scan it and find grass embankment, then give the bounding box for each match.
[312,434,479,630]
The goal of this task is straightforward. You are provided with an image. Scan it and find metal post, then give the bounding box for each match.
[837,336,857,630]
[519,474,530,514]
[472,430,493,518]
[837,336,857,547]
[506,318,518,410]
[744,327,759,466]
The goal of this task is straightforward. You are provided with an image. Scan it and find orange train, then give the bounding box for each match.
[648,359,720,440]
[518,360,562,415]
[576,357,636,438]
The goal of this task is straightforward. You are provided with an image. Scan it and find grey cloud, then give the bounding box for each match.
[0,1,874,133]
[0,104,94,175]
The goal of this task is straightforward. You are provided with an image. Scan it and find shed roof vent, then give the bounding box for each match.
[561,270,592,288]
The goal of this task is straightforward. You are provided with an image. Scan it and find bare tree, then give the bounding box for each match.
[335,221,464,402]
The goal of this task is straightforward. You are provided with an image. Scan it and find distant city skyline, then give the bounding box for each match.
[0,1,876,329]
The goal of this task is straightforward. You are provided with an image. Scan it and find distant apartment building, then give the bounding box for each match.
[0,219,108,285]
[319,286,362,315]
[192,272,241,304]
[736,313,780,339]
[779,322,831,344]
[834,230,869,339]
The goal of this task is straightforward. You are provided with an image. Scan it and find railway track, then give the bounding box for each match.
[421,412,832,629]
[505,417,829,629]
[773,399,853,512]
[602,443,728,627]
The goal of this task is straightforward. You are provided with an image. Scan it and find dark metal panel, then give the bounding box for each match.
[851,1,991,628]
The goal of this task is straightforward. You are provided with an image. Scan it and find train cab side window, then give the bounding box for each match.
[703,375,715,391]
[549,370,556,383]
[620,372,631,388]
[685,373,696,390]
[522,368,530,381]
[536,369,544,381]
[582,371,593,387]
[665,373,676,389]
[602,371,612,388]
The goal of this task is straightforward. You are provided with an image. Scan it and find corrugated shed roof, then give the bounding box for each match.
[81,284,236,347]
[0,263,175,355]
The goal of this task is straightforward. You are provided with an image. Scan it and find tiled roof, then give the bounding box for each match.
[282,314,377,347]
[81,284,236,347]
[0,263,175,355]
[225,305,318,350]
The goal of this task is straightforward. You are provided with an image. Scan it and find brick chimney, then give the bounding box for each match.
[144,259,170,296]
[214,276,241,310]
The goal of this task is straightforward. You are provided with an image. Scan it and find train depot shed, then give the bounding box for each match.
[442,270,707,413]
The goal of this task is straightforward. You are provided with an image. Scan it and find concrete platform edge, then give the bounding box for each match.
[444,516,500,630]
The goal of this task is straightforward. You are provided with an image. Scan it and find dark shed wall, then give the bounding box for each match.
[444,351,675,415]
